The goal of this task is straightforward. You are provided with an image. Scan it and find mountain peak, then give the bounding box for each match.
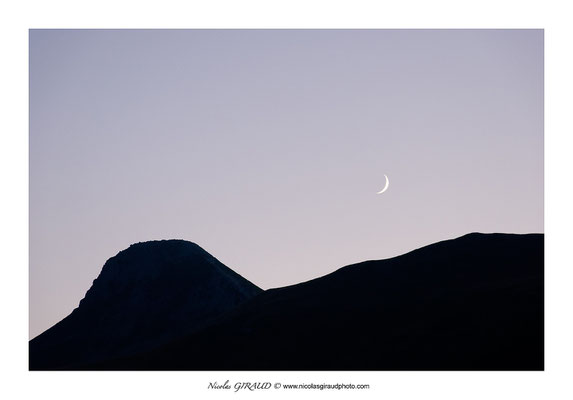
[31,239,262,369]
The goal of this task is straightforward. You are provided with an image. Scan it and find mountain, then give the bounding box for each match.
[30,233,544,371]
[95,233,544,370]
[29,240,262,370]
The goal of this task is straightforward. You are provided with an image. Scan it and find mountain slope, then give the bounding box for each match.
[29,240,262,370]
[100,233,543,370]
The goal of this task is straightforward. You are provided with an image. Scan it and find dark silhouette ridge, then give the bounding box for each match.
[29,240,262,370]
[30,233,544,370]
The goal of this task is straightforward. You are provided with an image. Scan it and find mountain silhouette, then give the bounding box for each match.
[29,240,262,370]
[30,233,543,370]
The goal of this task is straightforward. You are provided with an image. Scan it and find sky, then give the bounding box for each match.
[29,29,543,338]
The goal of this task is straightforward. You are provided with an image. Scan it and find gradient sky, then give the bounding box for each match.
[29,29,543,338]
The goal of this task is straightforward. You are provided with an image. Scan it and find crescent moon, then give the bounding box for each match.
[377,174,389,194]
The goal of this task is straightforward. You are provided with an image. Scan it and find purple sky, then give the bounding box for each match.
[29,29,543,338]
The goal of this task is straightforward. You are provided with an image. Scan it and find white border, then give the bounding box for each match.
[2,1,572,399]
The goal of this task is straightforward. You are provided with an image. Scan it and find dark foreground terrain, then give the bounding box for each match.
[30,233,543,370]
